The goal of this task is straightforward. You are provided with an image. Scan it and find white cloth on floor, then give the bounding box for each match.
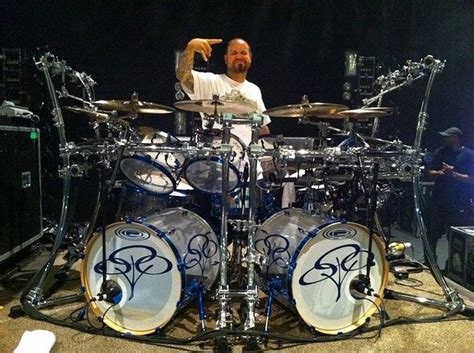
[14,330,56,353]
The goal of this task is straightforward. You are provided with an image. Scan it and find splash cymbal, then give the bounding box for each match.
[62,106,111,121]
[263,102,349,118]
[93,100,175,114]
[175,99,257,116]
[316,107,393,120]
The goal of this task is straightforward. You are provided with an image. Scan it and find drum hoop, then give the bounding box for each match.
[80,222,183,335]
[288,221,389,334]
[203,129,246,147]
[183,157,241,194]
[120,155,177,195]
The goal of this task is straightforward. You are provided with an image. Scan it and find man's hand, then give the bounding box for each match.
[442,162,454,176]
[176,38,223,92]
[186,38,223,62]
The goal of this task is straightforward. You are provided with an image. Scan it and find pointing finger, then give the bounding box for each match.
[207,38,223,45]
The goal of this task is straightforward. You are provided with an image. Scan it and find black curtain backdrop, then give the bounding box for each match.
[1,0,473,150]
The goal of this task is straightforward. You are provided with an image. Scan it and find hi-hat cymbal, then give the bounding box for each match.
[175,99,257,116]
[263,102,349,118]
[63,106,111,121]
[316,107,393,120]
[93,100,175,114]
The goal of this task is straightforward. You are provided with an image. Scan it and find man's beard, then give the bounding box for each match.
[230,62,249,73]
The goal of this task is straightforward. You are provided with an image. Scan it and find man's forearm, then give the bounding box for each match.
[176,47,195,92]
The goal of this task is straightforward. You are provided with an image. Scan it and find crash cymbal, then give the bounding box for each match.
[63,106,111,121]
[316,107,393,120]
[93,100,175,114]
[263,102,349,118]
[175,99,257,116]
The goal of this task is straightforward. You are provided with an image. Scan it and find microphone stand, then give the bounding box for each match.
[359,163,380,295]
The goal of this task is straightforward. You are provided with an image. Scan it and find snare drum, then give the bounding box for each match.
[184,129,246,194]
[255,208,388,334]
[81,207,219,335]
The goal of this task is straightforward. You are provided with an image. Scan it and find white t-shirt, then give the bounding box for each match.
[182,71,271,146]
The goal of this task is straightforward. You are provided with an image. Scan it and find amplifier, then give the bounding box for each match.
[0,125,42,262]
[446,226,474,291]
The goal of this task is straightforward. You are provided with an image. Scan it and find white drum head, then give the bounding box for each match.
[142,131,186,170]
[290,222,388,334]
[184,132,245,194]
[255,209,326,278]
[81,222,182,335]
[120,156,176,195]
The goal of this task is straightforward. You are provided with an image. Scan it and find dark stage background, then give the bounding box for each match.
[1,0,473,150]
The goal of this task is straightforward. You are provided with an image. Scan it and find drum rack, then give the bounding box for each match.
[10,52,473,351]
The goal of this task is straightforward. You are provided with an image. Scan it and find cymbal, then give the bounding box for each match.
[317,107,393,120]
[263,102,349,118]
[63,106,110,121]
[175,99,257,116]
[93,100,175,114]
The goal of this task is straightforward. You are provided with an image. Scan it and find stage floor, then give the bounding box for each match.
[0,228,473,352]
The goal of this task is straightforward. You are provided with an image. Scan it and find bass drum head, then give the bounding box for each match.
[142,207,220,291]
[120,155,176,195]
[81,222,182,335]
[290,222,388,335]
[255,209,327,281]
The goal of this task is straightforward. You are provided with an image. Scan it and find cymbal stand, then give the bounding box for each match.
[22,54,76,307]
[216,113,233,329]
[244,114,263,330]
[380,58,471,316]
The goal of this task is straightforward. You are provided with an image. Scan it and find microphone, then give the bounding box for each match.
[349,276,374,298]
[96,279,123,305]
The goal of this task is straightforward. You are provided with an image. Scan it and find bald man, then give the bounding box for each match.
[176,37,270,145]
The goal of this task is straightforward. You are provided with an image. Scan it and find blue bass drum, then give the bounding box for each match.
[81,207,219,335]
[255,208,388,335]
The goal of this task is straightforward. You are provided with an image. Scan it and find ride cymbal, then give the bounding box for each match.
[175,99,257,116]
[93,100,175,114]
[263,102,349,118]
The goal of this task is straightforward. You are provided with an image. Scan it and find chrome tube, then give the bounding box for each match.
[411,60,460,301]
[217,118,232,329]
[25,55,73,304]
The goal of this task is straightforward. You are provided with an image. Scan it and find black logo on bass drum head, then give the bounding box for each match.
[115,226,151,241]
[322,226,357,240]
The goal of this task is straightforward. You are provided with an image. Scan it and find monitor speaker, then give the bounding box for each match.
[0,125,42,262]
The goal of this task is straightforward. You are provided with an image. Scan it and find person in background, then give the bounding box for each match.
[426,127,474,263]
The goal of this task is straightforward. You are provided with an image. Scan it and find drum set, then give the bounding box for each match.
[55,90,422,336]
[23,52,468,345]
